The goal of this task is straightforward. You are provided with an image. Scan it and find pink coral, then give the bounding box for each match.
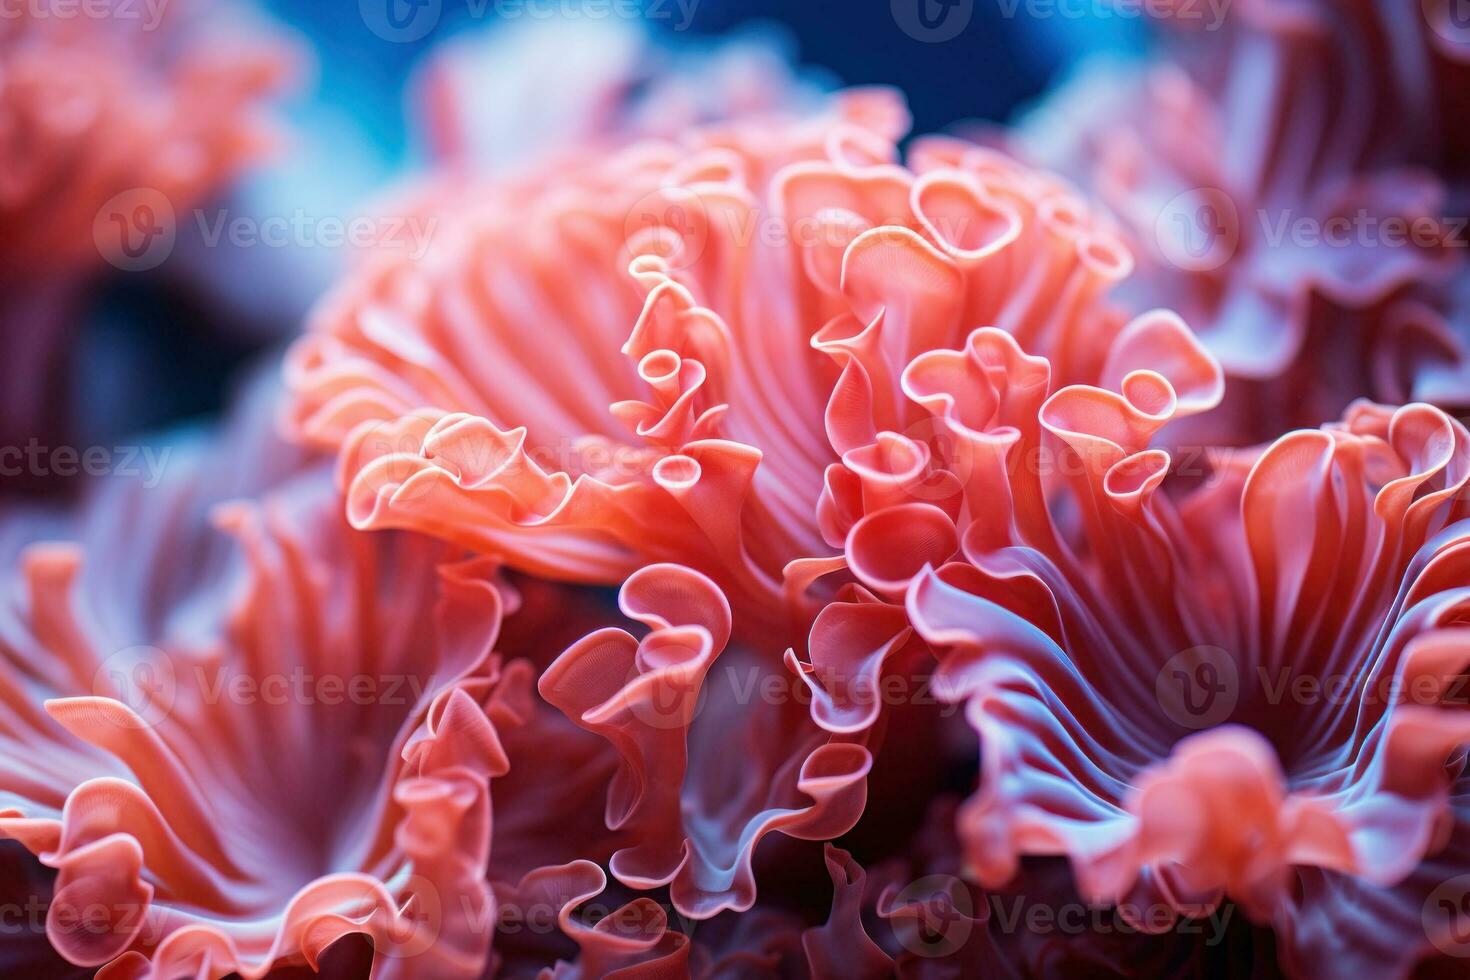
[0,404,521,978]
[898,396,1470,975]
[287,76,1470,973]
[1009,3,1470,447]
[285,92,1221,632]
[283,84,1249,960]
[0,0,289,457]
[7,7,1470,976]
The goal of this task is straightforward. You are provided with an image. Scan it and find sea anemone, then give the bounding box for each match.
[0,396,521,978]
[8,5,1468,976]
[283,85,1243,949]
[897,394,1470,976]
[284,91,1221,630]
[1011,0,1470,443]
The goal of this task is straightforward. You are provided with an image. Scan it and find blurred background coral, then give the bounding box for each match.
[35,0,1143,471]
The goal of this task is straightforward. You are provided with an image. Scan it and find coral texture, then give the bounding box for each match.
[0,386,517,977]
[1013,0,1470,443]
[7,7,1470,979]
